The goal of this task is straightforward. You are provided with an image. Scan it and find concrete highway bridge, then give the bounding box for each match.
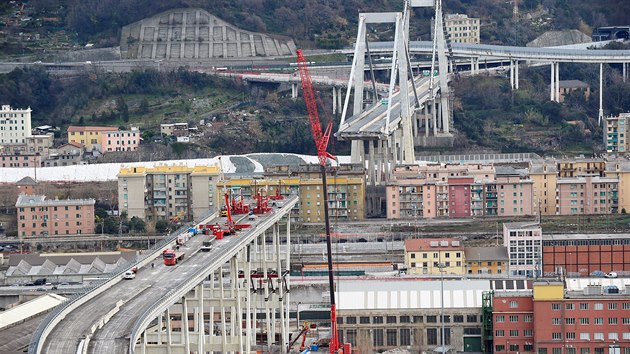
[28,196,299,354]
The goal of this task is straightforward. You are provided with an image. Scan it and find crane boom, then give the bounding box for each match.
[296,49,343,354]
[296,49,335,167]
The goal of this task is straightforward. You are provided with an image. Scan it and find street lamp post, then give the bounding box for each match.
[438,262,447,354]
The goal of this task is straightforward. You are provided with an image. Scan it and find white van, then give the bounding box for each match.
[123,271,136,280]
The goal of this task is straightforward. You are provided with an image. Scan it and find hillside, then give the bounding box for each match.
[2,0,630,57]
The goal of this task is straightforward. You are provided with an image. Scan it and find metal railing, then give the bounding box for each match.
[28,210,216,354]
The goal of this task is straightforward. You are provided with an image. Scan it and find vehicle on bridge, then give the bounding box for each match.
[200,236,215,252]
[123,270,136,280]
[162,249,185,266]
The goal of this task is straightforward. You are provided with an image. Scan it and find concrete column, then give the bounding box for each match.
[555,62,560,102]
[623,62,627,83]
[166,308,172,347]
[424,105,429,137]
[157,313,163,344]
[291,83,297,99]
[194,11,200,58]
[368,140,376,184]
[332,87,337,115]
[166,14,173,59]
[597,63,604,124]
[338,86,343,114]
[151,25,159,59]
[515,60,519,90]
[432,101,438,135]
[182,296,190,352]
[550,62,555,101]
[245,245,252,351]
[510,60,514,89]
[470,57,475,75]
[440,95,449,134]
[197,283,204,354]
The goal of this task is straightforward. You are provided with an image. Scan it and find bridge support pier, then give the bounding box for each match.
[597,63,604,124]
[623,62,627,83]
[550,62,560,102]
[291,83,298,99]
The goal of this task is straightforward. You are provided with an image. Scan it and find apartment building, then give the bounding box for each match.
[404,238,465,275]
[529,161,558,216]
[101,127,141,152]
[503,222,542,277]
[387,164,534,219]
[465,247,509,275]
[492,279,630,354]
[68,126,140,153]
[606,113,630,153]
[605,161,630,213]
[117,165,221,222]
[16,194,95,237]
[43,142,84,167]
[555,175,618,215]
[0,105,32,144]
[67,126,113,151]
[495,167,534,217]
[557,159,606,178]
[444,13,480,44]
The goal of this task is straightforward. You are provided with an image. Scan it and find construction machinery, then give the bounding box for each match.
[289,321,311,352]
[296,49,348,354]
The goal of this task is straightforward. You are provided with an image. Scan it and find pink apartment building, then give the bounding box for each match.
[448,176,474,217]
[16,194,95,237]
[101,127,141,152]
[555,175,619,215]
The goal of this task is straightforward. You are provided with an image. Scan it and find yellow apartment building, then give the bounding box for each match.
[404,238,465,275]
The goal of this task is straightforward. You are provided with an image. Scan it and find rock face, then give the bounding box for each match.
[120,8,297,60]
[526,29,592,47]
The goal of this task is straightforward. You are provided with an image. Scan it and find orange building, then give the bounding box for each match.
[16,194,95,237]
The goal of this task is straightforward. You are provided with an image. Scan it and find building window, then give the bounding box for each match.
[524,329,533,337]
[566,332,576,340]
[551,303,561,310]
[609,303,618,310]
[359,317,370,324]
[346,317,356,324]
[552,332,562,340]
[373,316,383,324]
[580,332,590,340]
[594,303,603,310]
[496,345,506,352]
[427,316,437,323]
[509,329,519,337]
[594,317,603,325]
[495,315,504,323]
[580,348,589,354]
[580,318,589,325]
[400,328,411,346]
[509,300,518,308]
[386,329,397,346]
[565,318,575,325]
[593,332,604,340]
[523,315,533,322]
[495,330,504,337]
[552,318,561,325]
[466,314,477,322]
[373,329,383,347]
[399,316,410,323]
[427,328,438,345]
[453,315,464,323]
[609,317,618,325]
[552,349,562,354]
[386,316,396,324]
[566,303,574,310]
[580,303,589,310]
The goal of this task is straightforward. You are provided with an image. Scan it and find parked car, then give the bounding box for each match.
[123,271,136,280]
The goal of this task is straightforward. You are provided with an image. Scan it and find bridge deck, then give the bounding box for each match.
[40,197,297,354]
[337,76,432,140]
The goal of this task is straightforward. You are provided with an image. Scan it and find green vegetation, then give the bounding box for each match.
[451,62,630,154]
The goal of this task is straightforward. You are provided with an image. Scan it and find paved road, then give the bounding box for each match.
[0,314,44,354]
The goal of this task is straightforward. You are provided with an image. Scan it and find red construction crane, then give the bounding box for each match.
[296,49,347,354]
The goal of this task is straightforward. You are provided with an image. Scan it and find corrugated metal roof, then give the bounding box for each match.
[0,293,66,330]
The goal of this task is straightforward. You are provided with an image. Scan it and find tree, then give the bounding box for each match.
[155,219,169,233]
[128,216,146,233]
[116,96,129,122]
[138,98,149,114]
